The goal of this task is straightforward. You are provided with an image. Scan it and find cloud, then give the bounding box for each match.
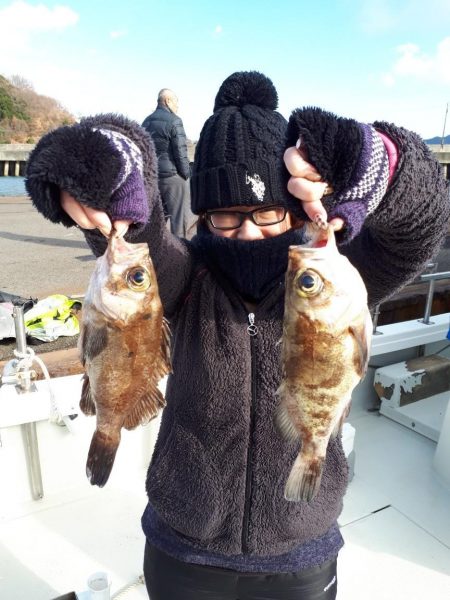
[213,24,223,37]
[382,37,450,85]
[110,30,128,40]
[357,0,450,32]
[381,73,395,87]
[0,1,78,51]
[359,0,395,33]
[0,2,80,112]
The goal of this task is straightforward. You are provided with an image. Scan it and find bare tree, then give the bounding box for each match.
[8,75,34,91]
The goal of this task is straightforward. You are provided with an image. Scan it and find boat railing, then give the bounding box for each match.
[372,263,450,334]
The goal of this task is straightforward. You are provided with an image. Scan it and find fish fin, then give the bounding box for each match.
[80,322,108,365]
[79,375,96,416]
[349,320,370,377]
[274,402,300,442]
[159,317,173,374]
[123,386,166,430]
[86,429,120,487]
[330,402,351,439]
[284,454,324,502]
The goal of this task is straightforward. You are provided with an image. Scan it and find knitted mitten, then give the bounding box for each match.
[286,107,389,242]
[26,119,151,231]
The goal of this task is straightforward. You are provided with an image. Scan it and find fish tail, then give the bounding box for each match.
[86,430,120,488]
[284,453,324,503]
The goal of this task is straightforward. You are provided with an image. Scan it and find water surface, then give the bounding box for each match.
[0,177,27,197]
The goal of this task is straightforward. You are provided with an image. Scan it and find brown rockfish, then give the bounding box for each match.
[79,232,171,487]
[276,223,372,502]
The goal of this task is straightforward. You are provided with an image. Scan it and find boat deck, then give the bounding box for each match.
[1,396,449,600]
[339,405,450,599]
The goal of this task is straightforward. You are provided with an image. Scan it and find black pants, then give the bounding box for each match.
[144,542,337,600]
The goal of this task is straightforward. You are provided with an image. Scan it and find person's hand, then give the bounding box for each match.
[60,190,131,237]
[284,146,344,232]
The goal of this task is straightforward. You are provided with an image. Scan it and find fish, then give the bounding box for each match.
[79,232,171,487]
[276,222,372,502]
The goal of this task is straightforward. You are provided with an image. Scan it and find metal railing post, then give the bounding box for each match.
[420,263,437,325]
[12,305,44,500]
[419,270,450,325]
[371,265,450,350]
[371,304,382,335]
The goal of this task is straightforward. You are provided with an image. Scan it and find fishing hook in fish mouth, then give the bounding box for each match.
[313,214,328,230]
[109,228,130,242]
[110,222,130,239]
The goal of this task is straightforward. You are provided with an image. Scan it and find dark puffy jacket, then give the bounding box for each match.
[142,106,190,180]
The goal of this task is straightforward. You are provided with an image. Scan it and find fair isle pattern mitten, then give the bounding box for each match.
[326,125,389,214]
[287,107,389,243]
[92,128,149,226]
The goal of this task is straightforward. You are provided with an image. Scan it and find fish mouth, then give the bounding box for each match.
[107,233,150,264]
[289,222,335,255]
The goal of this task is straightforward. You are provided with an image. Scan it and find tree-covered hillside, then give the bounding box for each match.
[0,75,75,143]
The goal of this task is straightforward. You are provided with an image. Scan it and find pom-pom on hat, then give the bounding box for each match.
[190,71,298,215]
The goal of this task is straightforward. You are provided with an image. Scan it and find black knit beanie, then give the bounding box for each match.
[190,71,299,215]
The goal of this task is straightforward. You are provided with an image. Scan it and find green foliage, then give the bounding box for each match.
[0,79,29,120]
[0,73,74,143]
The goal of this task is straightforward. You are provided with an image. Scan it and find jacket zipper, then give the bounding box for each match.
[242,311,258,553]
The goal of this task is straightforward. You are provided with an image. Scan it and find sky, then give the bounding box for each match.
[0,0,449,141]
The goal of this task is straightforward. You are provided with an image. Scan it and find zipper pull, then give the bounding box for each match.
[247,312,258,336]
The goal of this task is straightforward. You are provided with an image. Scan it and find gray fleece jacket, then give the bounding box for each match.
[25,114,450,569]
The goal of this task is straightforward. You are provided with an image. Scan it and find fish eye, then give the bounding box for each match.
[296,270,323,296]
[126,267,151,291]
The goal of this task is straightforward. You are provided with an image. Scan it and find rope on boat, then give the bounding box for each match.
[111,574,145,599]
[13,346,63,425]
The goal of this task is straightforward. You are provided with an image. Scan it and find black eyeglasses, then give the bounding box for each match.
[205,206,287,231]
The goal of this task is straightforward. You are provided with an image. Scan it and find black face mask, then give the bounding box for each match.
[191,223,306,303]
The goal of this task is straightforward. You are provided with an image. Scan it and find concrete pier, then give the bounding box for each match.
[0,144,34,177]
[427,145,450,179]
[0,142,449,178]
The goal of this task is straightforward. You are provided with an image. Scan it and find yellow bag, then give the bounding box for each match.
[24,295,81,342]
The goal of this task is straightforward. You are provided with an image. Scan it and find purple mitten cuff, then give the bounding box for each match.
[110,168,149,224]
[92,128,150,227]
[325,125,389,243]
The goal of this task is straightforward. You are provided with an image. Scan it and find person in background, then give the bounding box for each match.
[142,88,193,237]
[25,71,450,600]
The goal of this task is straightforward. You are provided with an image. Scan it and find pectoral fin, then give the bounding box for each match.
[274,400,300,442]
[80,322,108,366]
[79,374,96,416]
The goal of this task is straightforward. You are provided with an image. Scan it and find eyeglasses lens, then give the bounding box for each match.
[208,207,286,230]
[253,207,286,225]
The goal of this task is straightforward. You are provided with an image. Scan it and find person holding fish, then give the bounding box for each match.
[26,71,449,600]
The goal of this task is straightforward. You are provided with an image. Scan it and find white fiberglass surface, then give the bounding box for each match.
[1,374,449,599]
